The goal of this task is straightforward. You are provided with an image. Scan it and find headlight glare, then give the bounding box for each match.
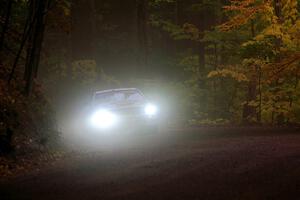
[90,109,117,129]
[145,103,158,116]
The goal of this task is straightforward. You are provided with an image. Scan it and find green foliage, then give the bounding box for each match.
[208,69,248,82]
[3,0,299,128]
[216,0,300,124]
[151,0,300,125]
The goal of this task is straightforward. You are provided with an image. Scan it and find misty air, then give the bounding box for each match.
[0,0,300,200]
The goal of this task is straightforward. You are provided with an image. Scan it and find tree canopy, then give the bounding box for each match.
[0,0,299,126]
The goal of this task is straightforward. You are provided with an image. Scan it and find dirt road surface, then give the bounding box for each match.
[1,128,300,200]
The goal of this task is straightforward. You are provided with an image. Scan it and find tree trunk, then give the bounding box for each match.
[257,66,262,123]
[136,0,148,75]
[242,72,257,124]
[273,0,282,22]
[198,42,205,71]
[242,20,257,124]
[273,0,284,124]
[24,0,49,96]
[213,43,218,118]
[8,6,36,83]
[197,0,206,71]
[24,0,35,81]
[0,0,13,52]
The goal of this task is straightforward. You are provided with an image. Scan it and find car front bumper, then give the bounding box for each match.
[88,114,158,133]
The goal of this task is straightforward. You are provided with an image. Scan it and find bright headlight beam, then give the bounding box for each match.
[90,109,117,129]
[145,103,158,116]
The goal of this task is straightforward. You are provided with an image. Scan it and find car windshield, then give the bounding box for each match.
[94,90,144,105]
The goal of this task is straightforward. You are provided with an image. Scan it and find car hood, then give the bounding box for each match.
[94,101,145,110]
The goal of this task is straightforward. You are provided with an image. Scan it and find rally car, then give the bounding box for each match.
[88,88,159,133]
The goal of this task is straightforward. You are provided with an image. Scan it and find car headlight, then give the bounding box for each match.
[144,103,158,117]
[90,109,117,129]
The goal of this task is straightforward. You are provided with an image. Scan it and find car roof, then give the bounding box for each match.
[94,88,141,95]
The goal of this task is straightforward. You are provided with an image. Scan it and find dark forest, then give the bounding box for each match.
[0,1,300,199]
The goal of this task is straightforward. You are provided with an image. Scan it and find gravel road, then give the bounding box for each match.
[1,128,300,200]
